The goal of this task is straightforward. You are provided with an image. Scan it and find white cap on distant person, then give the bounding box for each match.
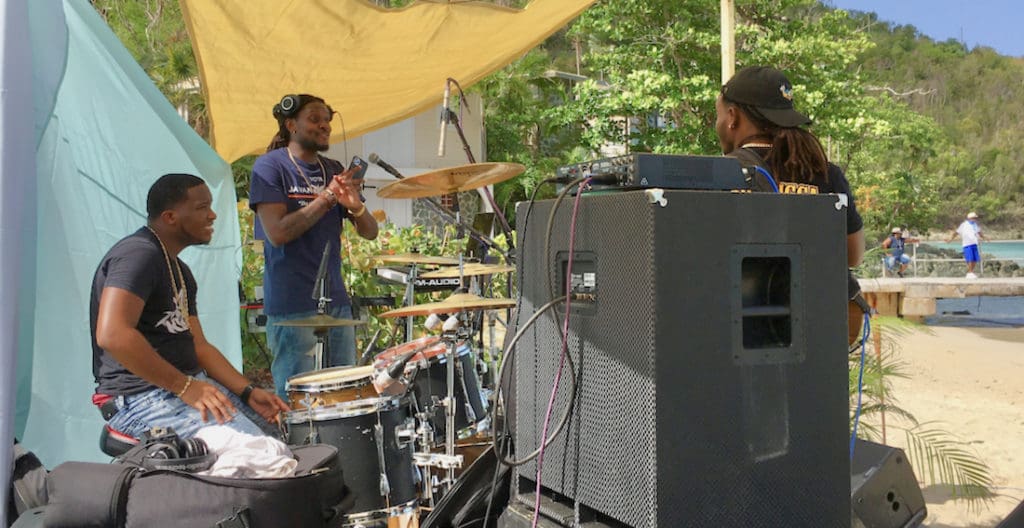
[967,212,978,219]
[891,227,902,234]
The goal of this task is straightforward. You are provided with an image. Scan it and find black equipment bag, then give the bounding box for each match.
[44,443,350,528]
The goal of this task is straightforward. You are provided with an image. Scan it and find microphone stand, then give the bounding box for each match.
[444,78,516,254]
[311,244,332,370]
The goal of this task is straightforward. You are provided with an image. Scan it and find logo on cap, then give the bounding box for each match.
[779,84,793,101]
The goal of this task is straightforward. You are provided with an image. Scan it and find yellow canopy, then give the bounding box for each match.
[180,0,596,162]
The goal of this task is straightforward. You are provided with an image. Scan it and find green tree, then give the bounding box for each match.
[92,0,207,137]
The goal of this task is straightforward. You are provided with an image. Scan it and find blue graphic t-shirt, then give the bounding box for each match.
[91,228,200,395]
[249,148,351,315]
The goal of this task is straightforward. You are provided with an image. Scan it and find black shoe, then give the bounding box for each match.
[896,271,904,278]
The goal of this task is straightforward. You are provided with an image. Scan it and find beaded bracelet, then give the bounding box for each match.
[176,375,195,398]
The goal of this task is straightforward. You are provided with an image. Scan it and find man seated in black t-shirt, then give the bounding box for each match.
[90,173,289,439]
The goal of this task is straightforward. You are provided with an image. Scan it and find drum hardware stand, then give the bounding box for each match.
[300,394,319,444]
[373,422,392,499]
[400,262,422,343]
[312,244,332,371]
[486,311,499,388]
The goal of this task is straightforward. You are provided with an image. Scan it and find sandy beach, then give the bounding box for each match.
[866,324,1024,527]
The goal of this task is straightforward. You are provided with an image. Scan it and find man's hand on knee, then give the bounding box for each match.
[181,379,237,423]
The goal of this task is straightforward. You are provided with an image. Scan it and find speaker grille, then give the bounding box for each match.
[515,192,657,527]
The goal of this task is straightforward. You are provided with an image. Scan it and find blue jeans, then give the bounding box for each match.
[106,373,280,439]
[885,254,911,270]
[266,304,356,398]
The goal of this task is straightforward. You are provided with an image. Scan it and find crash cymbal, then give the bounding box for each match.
[275,314,366,329]
[419,263,516,279]
[376,162,525,199]
[371,253,462,265]
[379,293,516,318]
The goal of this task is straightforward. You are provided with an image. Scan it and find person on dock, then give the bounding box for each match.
[882,227,919,277]
[947,212,986,279]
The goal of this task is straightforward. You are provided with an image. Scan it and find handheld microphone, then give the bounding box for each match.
[372,349,420,395]
[438,80,450,157]
[368,153,404,180]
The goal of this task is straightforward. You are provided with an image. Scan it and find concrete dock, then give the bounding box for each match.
[858,277,1024,317]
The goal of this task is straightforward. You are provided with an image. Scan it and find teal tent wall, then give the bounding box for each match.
[12,0,242,469]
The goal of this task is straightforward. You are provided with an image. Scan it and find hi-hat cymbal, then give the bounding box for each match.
[376,162,525,199]
[371,253,462,265]
[275,314,366,329]
[379,293,516,318]
[419,263,516,279]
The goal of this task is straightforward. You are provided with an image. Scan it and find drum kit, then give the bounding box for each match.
[277,161,524,528]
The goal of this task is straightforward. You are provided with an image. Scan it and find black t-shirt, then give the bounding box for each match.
[90,228,200,395]
[730,146,864,234]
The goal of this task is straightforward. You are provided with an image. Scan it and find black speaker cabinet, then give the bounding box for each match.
[851,439,927,528]
[512,190,851,527]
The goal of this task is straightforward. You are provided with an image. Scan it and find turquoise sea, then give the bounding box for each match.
[913,240,1024,327]
[922,239,1024,264]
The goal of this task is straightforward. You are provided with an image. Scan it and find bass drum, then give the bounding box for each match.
[284,397,418,526]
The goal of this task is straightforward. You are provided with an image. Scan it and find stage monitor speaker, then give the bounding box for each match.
[850,439,927,528]
[512,190,851,527]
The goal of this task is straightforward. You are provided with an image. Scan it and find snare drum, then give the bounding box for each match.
[284,397,418,526]
[286,365,376,409]
[375,337,487,446]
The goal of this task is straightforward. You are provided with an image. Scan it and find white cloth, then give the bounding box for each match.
[956,220,980,246]
[194,425,297,478]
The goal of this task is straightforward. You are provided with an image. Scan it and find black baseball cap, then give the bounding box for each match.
[721,66,812,128]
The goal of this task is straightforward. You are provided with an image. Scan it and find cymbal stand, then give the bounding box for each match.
[440,314,469,490]
[312,245,332,371]
[372,156,512,262]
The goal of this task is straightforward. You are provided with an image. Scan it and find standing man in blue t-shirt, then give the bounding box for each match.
[249,94,379,397]
[947,211,986,279]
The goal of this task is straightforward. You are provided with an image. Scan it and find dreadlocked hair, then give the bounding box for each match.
[266,128,289,153]
[734,102,829,186]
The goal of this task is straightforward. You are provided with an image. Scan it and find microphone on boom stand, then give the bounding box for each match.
[373,349,420,396]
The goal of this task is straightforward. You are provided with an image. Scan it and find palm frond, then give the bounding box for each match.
[904,424,995,511]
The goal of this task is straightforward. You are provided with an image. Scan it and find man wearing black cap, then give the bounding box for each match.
[716,66,866,342]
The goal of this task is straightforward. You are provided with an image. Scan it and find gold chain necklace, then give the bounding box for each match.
[286,147,328,194]
[145,226,190,328]
[740,142,772,149]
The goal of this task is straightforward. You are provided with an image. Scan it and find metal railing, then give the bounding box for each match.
[880,243,1021,278]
